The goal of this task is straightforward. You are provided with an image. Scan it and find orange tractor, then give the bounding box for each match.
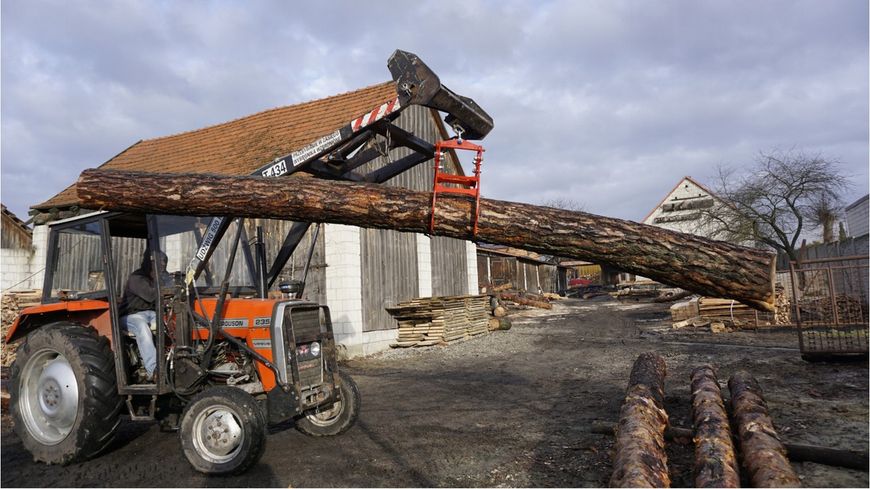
[5,50,493,474]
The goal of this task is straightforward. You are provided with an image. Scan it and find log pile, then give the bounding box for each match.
[690,366,740,488]
[1,290,41,366]
[386,295,489,347]
[610,352,670,488]
[497,292,552,310]
[728,370,801,488]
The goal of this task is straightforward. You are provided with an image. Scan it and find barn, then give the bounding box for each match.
[27,82,479,356]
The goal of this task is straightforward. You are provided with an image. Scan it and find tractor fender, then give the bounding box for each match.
[5,300,111,344]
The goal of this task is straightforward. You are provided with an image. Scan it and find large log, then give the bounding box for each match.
[728,371,801,488]
[690,366,740,488]
[609,352,670,488]
[76,169,777,310]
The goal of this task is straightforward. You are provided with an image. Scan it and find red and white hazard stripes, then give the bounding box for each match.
[350,97,401,132]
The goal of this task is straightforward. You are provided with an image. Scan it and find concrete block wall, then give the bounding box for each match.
[1,225,48,292]
[465,241,479,295]
[1,249,35,291]
[323,224,367,358]
[416,234,433,297]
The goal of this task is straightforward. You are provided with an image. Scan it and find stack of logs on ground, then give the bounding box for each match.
[386,295,491,347]
[488,282,555,310]
[1,290,41,367]
[605,353,868,487]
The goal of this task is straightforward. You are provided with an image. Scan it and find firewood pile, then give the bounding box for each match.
[794,295,869,324]
[607,355,814,488]
[386,295,490,348]
[2,290,41,366]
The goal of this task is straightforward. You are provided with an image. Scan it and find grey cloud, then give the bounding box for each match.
[1,0,867,224]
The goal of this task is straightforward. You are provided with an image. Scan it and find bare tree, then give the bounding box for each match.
[699,149,849,261]
[540,197,586,212]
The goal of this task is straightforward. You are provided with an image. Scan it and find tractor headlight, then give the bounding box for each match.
[310,341,321,357]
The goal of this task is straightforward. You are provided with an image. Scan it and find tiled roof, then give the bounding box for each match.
[36,81,397,210]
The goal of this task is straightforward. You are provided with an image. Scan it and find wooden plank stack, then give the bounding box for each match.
[386,295,490,348]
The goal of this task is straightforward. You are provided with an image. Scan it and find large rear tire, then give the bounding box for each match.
[179,386,267,475]
[10,322,123,464]
[295,371,360,437]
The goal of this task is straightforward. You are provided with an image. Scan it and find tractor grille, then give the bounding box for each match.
[284,305,325,388]
[289,307,322,342]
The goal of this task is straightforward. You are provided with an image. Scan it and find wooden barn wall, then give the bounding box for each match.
[250,219,327,305]
[361,228,418,331]
[1,213,32,249]
[358,105,468,332]
[431,235,467,296]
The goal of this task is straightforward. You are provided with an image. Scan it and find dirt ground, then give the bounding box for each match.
[2,297,867,487]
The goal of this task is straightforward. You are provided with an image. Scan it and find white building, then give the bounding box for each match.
[845,194,869,238]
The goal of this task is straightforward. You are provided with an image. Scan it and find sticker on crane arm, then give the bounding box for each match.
[261,159,288,177]
[251,339,272,349]
[290,130,342,166]
[194,217,226,261]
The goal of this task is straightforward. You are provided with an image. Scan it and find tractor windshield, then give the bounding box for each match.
[153,215,255,293]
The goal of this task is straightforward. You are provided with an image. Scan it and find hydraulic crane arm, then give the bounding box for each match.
[185,49,494,288]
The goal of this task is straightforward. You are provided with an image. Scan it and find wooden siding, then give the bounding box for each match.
[359,105,468,332]
[361,228,418,331]
[431,235,467,296]
[1,210,32,250]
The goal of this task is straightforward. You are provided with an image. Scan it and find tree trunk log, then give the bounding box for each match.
[610,353,670,488]
[728,371,801,488]
[76,169,777,310]
[498,293,552,309]
[690,366,740,488]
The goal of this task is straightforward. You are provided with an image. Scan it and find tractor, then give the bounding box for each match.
[6,213,359,474]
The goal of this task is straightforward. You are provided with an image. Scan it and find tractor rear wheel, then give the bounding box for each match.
[179,386,267,475]
[10,322,123,464]
[295,371,360,437]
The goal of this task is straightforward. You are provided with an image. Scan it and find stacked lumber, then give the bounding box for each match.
[2,290,42,366]
[386,295,490,347]
[697,297,757,327]
[670,298,700,322]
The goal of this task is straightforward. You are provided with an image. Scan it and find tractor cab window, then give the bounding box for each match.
[48,220,105,300]
[153,215,255,294]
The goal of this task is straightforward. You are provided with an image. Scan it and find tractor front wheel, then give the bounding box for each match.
[10,322,123,464]
[179,386,267,475]
[295,371,360,437]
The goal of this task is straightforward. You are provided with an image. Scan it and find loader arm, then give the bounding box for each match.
[185,49,494,289]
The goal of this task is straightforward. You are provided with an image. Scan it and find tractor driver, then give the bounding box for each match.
[119,250,171,382]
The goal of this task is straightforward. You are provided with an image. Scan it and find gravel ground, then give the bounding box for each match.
[1,297,867,487]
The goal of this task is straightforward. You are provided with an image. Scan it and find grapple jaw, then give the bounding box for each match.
[388,49,494,140]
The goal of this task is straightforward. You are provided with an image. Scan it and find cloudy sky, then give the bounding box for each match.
[2,0,867,224]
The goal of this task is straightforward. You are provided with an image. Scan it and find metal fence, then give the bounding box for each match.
[784,256,869,358]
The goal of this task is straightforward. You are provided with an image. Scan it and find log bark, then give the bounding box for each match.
[76,169,777,311]
[728,371,801,488]
[610,353,670,488]
[690,365,740,488]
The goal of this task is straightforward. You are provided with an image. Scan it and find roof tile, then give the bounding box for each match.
[36,81,397,210]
